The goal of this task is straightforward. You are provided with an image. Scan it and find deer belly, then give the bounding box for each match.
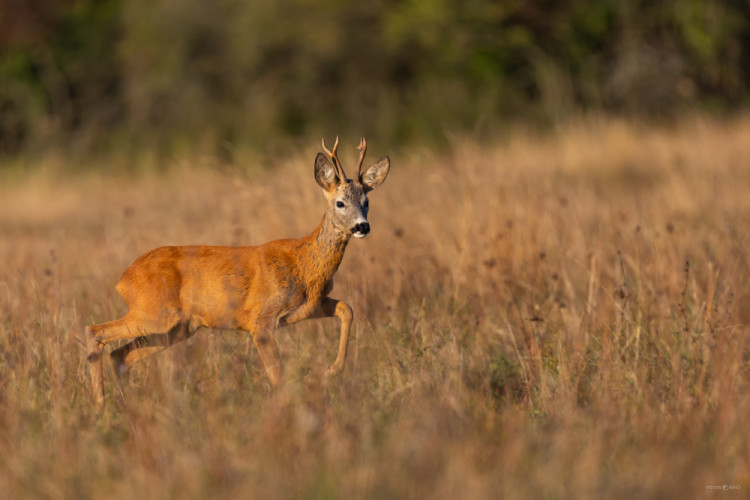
[178,277,247,329]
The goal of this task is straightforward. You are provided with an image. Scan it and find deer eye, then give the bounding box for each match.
[336,201,345,208]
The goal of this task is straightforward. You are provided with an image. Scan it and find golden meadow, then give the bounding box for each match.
[1,117,748,498]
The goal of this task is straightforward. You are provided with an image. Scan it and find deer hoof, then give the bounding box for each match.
[325,363,344,378]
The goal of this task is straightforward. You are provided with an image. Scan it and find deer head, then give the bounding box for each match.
[315,136,390,238]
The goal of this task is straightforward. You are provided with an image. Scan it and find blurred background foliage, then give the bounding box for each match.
[0,0,748,163]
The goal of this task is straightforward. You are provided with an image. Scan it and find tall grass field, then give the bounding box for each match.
[1,118,749,498]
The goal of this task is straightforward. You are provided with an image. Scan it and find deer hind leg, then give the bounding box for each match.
[86,314,178,408]
[109,320,200,382]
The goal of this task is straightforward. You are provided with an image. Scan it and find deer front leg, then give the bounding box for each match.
[317,297,353,377]
[278,297,353,377]
[251,318,283,387]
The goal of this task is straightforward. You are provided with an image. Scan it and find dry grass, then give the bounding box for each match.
[1,117,749,499]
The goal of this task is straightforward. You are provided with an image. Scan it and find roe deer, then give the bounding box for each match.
[86,137,390,407]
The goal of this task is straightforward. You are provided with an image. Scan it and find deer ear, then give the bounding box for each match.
[315,152,339,191]
[361,156,390,192]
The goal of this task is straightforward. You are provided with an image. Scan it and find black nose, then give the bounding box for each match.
[353,222,370,234]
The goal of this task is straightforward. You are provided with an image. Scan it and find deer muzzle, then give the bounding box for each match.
[351,221,370,238]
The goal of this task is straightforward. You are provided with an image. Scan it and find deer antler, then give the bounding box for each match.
[322,136,347,181]
[355,136,367,183]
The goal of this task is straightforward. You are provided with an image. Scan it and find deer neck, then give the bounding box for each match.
[300,209,351,288]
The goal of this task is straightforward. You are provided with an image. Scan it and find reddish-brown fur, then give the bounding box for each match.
[86,137,390,408]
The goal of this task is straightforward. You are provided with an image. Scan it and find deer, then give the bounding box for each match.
[85,136,390,408]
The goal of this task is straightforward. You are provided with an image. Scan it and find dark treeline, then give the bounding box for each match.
[1,0,748,161]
